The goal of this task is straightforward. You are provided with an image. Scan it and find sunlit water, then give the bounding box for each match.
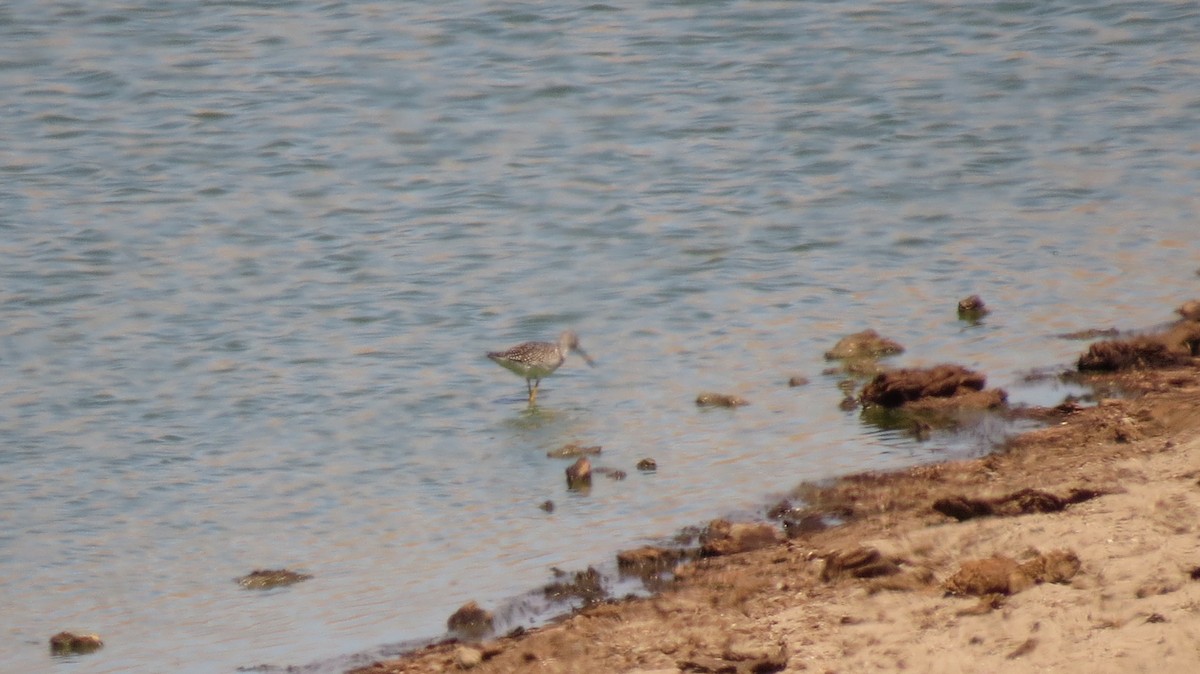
[2,1,1197,672]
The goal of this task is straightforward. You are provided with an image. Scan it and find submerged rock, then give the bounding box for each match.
[546,442,602,458]
[236,568,313,590]
[49,632,103,656]
[787,375,810,387]
[594,467,626,480]
[824,329,905,361]
[695,392,749,408]
[1058,327,1120,340]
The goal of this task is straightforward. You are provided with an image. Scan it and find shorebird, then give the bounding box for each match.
[487,330,595,404]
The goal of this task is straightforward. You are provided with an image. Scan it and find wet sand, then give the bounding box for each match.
[349,348,1200,673]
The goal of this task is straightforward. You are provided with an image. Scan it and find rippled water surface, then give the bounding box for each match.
[2,1,1198,672]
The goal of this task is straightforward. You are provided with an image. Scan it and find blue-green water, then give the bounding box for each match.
[2,1,1197,672]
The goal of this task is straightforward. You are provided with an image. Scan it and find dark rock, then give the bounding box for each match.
[859,364,987,408]
[539,500,555,513]
[934,488,1102,522]
[932,495,995,521]
[957,295,989,319]
[635,458,657,471]
[787,375,810,387]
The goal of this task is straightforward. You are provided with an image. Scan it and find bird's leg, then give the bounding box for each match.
[529,378,540,405]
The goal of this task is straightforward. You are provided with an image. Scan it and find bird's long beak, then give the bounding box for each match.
[577,348,596,368]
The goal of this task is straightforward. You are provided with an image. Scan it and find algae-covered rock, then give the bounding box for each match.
[236,568,313,590]
[49,632,103,655]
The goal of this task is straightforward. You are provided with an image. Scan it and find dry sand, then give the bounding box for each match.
[349,361,1200,674]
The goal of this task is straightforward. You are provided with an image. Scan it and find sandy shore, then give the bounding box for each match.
[348,339,1200,673]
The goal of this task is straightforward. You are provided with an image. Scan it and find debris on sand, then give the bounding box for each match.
[699,519,782,557]
[820,547,901,582]
[932,487,1105,522]
[944,549,1080,597]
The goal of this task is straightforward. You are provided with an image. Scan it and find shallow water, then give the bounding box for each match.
[1,1,1198,672]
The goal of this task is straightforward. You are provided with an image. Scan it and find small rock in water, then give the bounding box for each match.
[824,329,904,360]
[635,457,657,471]
[787,375,810,387]
[546,441,602,458]
[695,392,748,408]
[236,568,313,590]
[539,500,555,513]
[566,457,592,489]
[595,467,626,480]
[49,632,103,655]
[957,294,990,319]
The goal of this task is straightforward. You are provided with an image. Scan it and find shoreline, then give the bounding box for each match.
[347,329,1200,673]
